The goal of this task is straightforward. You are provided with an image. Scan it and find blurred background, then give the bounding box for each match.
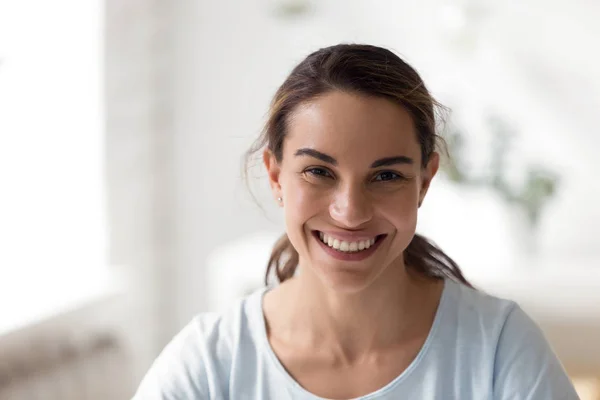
[1,0,599,398]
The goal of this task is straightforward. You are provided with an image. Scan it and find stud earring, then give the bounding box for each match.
[277,197,282,203]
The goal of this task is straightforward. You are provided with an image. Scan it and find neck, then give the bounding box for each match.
[277,259,441,364]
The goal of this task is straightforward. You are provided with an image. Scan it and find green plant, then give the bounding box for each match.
[441,115,559,228]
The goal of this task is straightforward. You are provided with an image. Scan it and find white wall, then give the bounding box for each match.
[105,0,177,382]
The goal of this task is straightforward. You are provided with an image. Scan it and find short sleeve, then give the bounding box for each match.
[131,316,214,400]
[492,305,580,400]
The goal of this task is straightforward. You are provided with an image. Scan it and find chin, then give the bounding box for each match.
[308,255,388,294]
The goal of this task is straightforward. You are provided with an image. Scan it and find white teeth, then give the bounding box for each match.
[318,232,378,253]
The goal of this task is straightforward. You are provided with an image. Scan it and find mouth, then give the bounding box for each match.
[312,230,387,261]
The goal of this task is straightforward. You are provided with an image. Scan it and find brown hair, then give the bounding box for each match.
[245,43,472,287]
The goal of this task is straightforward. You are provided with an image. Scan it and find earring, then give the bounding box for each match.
[277,197,282,203]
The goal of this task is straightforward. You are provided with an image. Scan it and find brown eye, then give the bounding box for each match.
[305,167,333,178]
[373,171,404,182]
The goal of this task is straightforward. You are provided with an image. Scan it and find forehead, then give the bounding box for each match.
[284,91,420,164]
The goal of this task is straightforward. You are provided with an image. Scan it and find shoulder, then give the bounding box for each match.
[132,288,267,399]
[442,280,578,398]
[445,280,558,355]
[442,279,517,333]
[432,279,516,365]
[447,281,549,361]
[491,302,578,398]
[443,279,557,362]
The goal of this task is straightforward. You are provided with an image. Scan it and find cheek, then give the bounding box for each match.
[379,186,419,234]
[281,177,328,256]
[389,203,418,232]
[281,175,326,225]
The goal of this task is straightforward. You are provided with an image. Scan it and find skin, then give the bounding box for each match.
[262,91,444,399]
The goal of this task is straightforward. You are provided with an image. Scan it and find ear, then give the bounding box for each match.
[263,149,283,200]
[418,151,439,208]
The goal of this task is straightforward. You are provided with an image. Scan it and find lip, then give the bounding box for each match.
[312,230,386,262]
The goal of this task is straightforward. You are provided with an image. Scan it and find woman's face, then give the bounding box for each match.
[265,91,439,292]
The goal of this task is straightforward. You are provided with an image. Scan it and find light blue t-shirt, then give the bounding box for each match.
[133,279,579,399]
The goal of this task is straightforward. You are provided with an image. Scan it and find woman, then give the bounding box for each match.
[133,44,578,399]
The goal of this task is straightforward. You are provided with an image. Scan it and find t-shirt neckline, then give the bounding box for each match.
[252,278,453,400]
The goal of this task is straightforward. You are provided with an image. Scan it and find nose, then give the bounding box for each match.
[329,183,373,228]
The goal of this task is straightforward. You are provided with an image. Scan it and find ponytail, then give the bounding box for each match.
[264,234,298,284]
[403,233,472,287]
[265,233,473,288]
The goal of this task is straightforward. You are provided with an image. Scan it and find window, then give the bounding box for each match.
[0,0,106,330]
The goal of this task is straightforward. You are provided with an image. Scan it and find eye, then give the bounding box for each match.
[304,167,333,179]
[373,171,404,182]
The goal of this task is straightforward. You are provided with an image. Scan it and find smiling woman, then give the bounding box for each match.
[133,44,579,400]
[259,86,471,292]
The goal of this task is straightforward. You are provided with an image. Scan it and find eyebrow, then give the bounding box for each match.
[294,148,414,168]
[370,156,414,168]
[294,148,338,165]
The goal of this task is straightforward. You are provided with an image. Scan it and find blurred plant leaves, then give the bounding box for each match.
[440,114,560,229]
